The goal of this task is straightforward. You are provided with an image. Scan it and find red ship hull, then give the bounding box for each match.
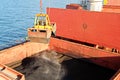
[49,37,120,70]
[47,6,120,50]
[107,0,120,6]
[47,4,120,79]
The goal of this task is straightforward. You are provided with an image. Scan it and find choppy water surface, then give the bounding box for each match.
[0,0,79,49]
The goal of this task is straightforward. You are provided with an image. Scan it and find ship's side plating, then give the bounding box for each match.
[47,3,120,79]
[0,0,120,80]
[47,7,120,51]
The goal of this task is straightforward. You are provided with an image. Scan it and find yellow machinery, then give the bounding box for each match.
[103,0,108,5]
[27,13,56,43]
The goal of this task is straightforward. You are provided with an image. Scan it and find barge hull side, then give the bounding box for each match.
[0,42,48,65]
[49,37,120,70]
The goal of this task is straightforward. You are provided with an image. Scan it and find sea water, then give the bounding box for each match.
[0,0,79,50]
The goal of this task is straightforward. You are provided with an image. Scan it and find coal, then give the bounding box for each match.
[61,58,115,80]
[15,50,116,80]
[15,50,65,80]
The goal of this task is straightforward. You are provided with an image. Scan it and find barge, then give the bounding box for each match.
[0,0,120,80]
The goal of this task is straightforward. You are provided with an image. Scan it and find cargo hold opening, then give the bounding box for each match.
[14,50,116,80]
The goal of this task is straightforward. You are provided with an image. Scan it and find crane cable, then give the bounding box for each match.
[40,0,42,13]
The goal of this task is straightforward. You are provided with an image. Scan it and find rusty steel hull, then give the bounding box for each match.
[0,38,119,79]
[0,42,48,65]
[0,64,25,80]
[49,37,120,70]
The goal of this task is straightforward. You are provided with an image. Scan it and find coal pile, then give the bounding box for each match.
[15,50,65,80]
[15,50,116,80]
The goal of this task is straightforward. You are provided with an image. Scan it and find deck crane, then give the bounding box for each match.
[27,0,56,43]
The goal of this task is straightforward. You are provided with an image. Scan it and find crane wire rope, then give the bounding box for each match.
[40,0,43,13]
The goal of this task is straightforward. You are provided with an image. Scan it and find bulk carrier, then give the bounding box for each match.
[0,0,120,80]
